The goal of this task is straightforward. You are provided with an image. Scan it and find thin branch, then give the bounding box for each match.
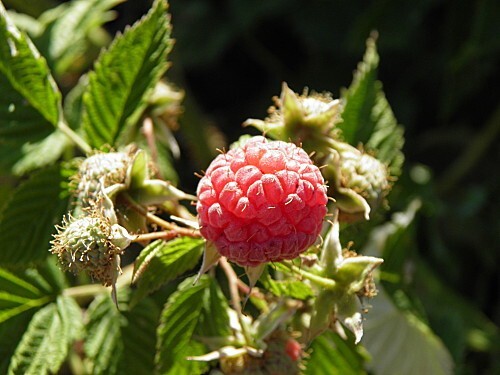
[219,258,254,346]
[280,260,336,289]
[122,193,201,238]
[58,119,92,154]
[132,230,178,242]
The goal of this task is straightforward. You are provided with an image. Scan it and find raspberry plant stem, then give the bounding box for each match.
[133,230,179,242]
[122,193,201,238]
[280,261,337,290]
[219,258,254,347]
[58,118,92,154]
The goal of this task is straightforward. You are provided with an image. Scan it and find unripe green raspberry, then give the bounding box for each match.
[73,152,131,207]
[339,148,389,206]
[50,210,132,286]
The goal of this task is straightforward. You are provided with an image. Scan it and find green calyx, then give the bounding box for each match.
[244,82,342,152]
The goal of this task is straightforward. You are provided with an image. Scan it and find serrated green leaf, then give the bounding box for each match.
[339,36,404,176]
[120,297,159,375]
[84,290,159,375]
[0,268,51,324]
[82,0,172,148]
[0,71,53,173]
[156,275,210,375]
[11,130,70,175]
[339,36,379,145]
[197,277,231,338]
[132,237,204,304]
[0,165,67,266]
[21,257,67,296]
[366,85,405,176]
[8,295,81,375]
[0,3,61,126]
[304,331,367,375]
[0,307,37,374]
[63,74,88,130]
[260,267,314,300]
[84,294,123,375]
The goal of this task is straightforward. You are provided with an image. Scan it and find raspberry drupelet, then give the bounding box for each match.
[196,136,328,266]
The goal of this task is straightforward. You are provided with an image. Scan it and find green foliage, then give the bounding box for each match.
[131,237,204,304]
[81,0,172,148]
[0,73,54,173]
[11,130,70,175]
[305,331,367,375]
[156,276,210,375]
[196,277,231,338]
[0,3,61,127]
[0,268,51,324]
[339,36,404,176]
[364,288,453,375]
[0,165,67,265]
[260,267,314,300]
[362,200,454,375]
[84,290,159,375]
[34,0,124,76]
[8,295,82,375]
[0,259,66,373]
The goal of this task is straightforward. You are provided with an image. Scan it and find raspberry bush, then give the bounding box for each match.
[3,1,493,375]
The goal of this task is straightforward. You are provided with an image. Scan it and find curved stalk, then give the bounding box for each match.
[219,258,254,347]
[280,260,336,290]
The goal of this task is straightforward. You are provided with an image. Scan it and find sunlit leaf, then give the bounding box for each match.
[361,200,454,375]
[363,287,453,375]
[305,331,367,375]
[81,0,172,148]
[0,268,50,324]
[8,296,82,375]
[339,35,404,176]
[0,3,61,126]
[84,290,159,375]
[196,278,231,338]
[156,275,210,375]
[131,237,203,304]
[260,267,314,300]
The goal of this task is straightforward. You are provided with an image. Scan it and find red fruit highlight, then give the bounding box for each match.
[285,338,302,361]
[197,136,328,266]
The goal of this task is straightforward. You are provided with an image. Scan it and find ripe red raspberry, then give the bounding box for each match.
[285,338,302,361]
[196,136,328,266]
